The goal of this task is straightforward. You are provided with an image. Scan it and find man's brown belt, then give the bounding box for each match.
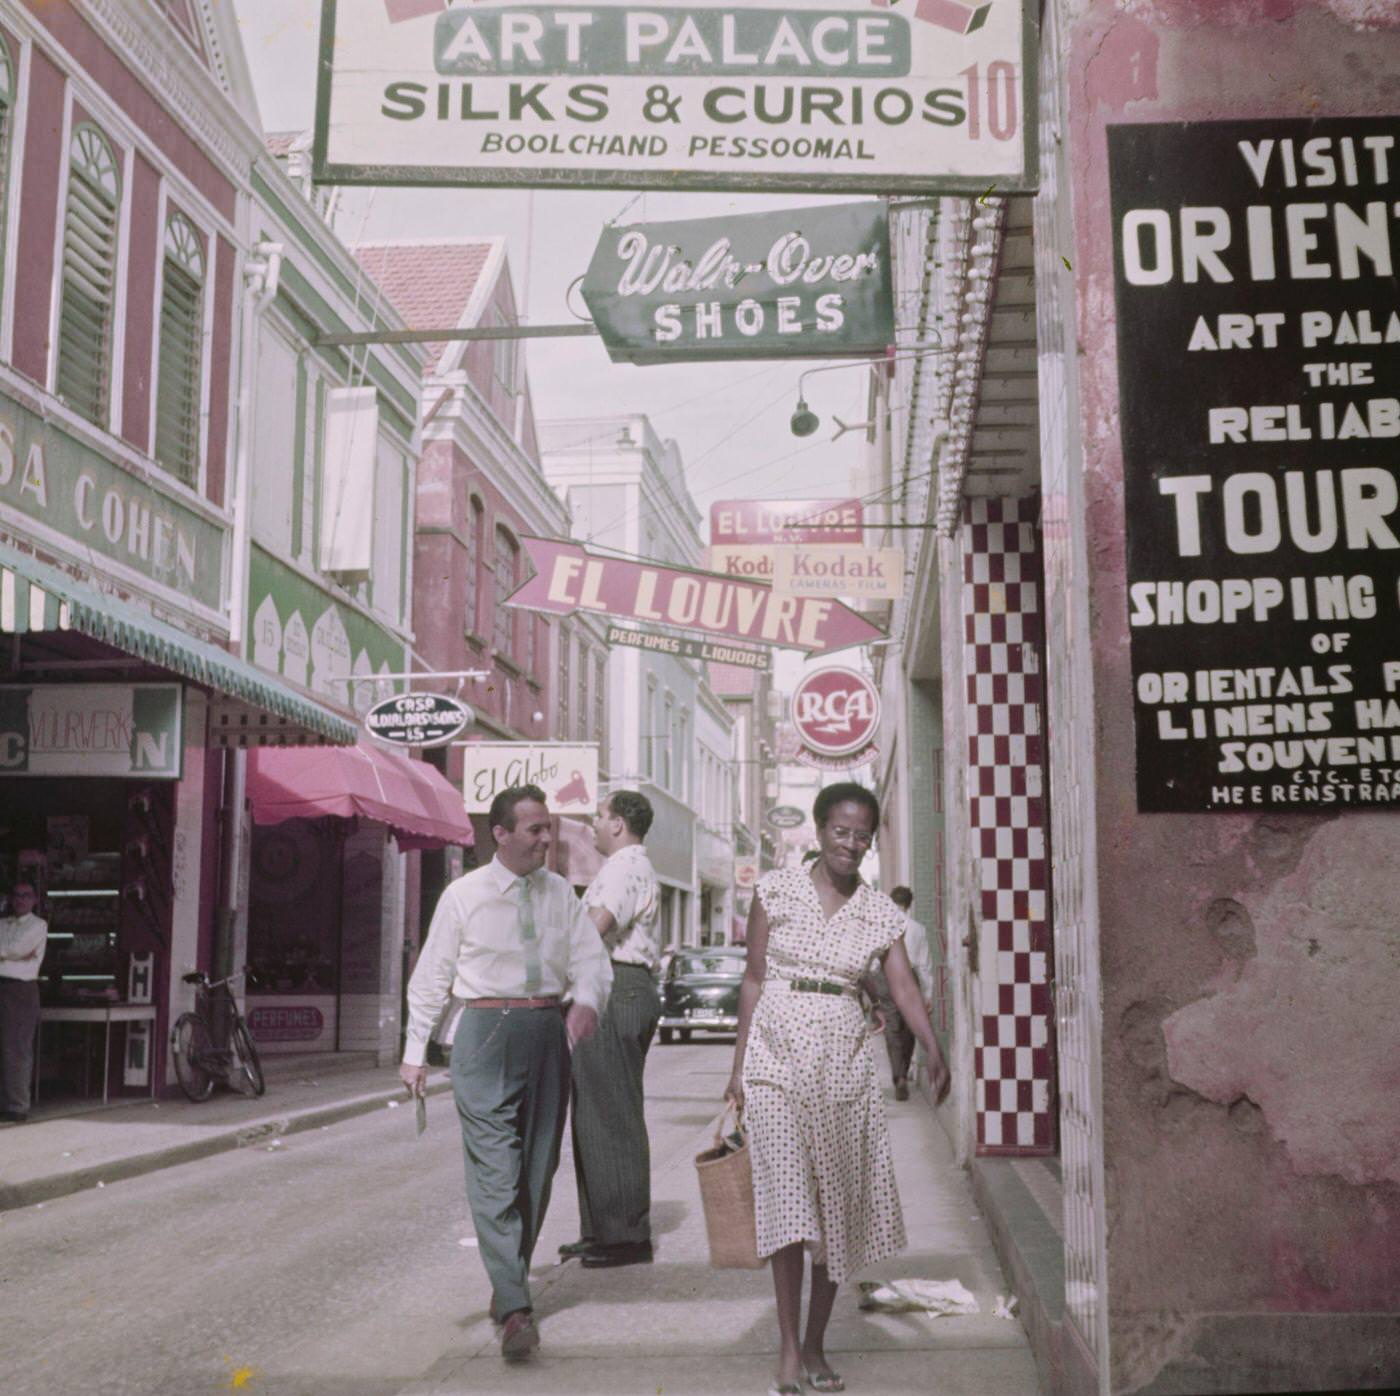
[462,996,561,1010]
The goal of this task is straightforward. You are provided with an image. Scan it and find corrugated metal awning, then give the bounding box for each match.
[0,543,358,745]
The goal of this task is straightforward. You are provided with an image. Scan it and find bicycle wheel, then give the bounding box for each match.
[172,1013,216,1102]
[230,1018,266,1097]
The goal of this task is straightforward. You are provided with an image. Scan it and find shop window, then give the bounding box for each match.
[56,124,121,427]
[493,526,517,659]
[154,211,205,485]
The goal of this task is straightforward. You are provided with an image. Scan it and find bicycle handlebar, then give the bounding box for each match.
[181,967,250,992]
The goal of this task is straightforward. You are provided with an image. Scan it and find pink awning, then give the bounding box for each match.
[247,742,474,851]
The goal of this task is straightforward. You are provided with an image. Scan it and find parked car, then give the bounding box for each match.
[657,946,747,1043]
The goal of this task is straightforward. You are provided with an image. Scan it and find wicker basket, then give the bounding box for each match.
[694,1107,765,1270]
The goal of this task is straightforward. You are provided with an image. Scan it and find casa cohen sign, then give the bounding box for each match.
[313,0,1037,194]
[582,202,893,364]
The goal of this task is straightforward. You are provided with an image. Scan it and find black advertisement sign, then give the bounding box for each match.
[1110,118,1400,813]
[364,692,472,747]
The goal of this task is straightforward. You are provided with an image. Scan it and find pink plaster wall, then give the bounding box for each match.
[1061,0,1400,1387]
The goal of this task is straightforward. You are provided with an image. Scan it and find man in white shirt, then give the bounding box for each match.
[400,786,612,1362]
[871,885,938,1101]
[560,790,663,1270]
[0,883,47,1124]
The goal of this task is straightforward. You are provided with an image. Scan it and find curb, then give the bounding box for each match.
[0,1077,455,1213]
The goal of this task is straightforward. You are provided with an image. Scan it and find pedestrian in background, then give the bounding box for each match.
[0,883,46,1125]
[561,790,662,1269]
[864,885,936,1100]
[400,785,612,1363]
[725,783,950,1396]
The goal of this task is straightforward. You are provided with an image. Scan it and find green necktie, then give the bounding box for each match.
[517,876,542,994]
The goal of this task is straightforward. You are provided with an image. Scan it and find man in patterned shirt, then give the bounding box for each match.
[561,789,663,1269]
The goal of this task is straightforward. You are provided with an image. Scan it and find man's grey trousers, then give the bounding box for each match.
[451,1004,570,1317]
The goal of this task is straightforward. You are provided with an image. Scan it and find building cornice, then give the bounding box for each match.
[72,0,265,182]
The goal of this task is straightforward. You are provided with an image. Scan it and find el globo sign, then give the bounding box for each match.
[582,202,894,364]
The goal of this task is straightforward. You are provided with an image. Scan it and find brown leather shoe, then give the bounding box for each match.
[499,1309,538,1361]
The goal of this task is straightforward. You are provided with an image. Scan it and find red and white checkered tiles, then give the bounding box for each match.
[961,497,1056,1154]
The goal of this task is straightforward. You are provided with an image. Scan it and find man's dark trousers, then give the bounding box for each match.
[570,963,661,1246]
[869,967,915,1085]
[451,1004,570,1316]
[0,978,39,1116]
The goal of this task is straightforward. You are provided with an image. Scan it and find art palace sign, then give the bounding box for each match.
[314,0,1037,194]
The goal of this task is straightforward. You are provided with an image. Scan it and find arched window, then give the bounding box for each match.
[57,124,121,426]
[493,526,517,658]
[0,42,15,319]
[154,212,205,483]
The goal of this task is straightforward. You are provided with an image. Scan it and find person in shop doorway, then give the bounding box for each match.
[560,790,663,1269]
[399,785,612,1363]
[726,784,950,1396]
[864,885,936,1101]
[0,883,46,1124]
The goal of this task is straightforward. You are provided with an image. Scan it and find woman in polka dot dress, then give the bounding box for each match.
[725,783,950,1396]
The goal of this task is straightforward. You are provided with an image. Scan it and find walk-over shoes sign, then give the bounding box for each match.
[582,202,893,364]
[1110,116,1400,813]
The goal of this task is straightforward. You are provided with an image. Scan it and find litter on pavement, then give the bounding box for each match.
[856,1278,980,1317]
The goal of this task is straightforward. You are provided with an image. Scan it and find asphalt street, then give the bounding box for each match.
[5,1039,1037,1396]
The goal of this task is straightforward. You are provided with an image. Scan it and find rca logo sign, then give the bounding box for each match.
[791,667,881,758]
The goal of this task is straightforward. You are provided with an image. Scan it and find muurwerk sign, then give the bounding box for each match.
[582,202,893,363]
[314,0,1037,195]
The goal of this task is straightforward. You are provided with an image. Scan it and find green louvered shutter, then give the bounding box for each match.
[56,125,121,427]
[154,214,204,484]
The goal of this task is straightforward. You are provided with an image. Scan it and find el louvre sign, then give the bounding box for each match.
[0,683,183,778]
[365,692,472,747]
[582,203,893,364]
[507,537,886,655]
[463,741,599,814]
[313,1,1037,195]
[791,666,880,757]
[711,498,863,545]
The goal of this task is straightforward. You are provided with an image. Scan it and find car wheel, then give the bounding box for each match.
[679,1029,692,1043]
[659,1028,673,1045]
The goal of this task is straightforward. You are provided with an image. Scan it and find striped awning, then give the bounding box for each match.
[0,544,358,745]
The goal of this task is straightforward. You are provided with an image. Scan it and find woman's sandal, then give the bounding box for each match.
[767,1384,805,1396]
[803,1369,846,1393]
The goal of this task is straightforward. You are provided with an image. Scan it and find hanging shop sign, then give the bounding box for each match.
[713,544,904,599]
[791,666,881,757]
[583,202,892,364]
[712,498,864,546]
[1111,116,1400,813]
[766,804,807,829]
[313,0,1037,195]
[462,741,600,814]
[364,692,472,747]
[734,858,759,891]
[0,683,183,779]
[507,537,886,655]
[605,622,770,671]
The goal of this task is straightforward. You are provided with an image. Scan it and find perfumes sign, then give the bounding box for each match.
[582,203,893,364]
[315,0,1037,194]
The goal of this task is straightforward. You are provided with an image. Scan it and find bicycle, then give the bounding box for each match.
[171,968,266,1101]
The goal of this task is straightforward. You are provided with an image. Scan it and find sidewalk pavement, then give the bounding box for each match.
[0,1053,451,1212]
[398,1070,1040,1396]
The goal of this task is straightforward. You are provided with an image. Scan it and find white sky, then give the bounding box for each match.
[230,0,874,547]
